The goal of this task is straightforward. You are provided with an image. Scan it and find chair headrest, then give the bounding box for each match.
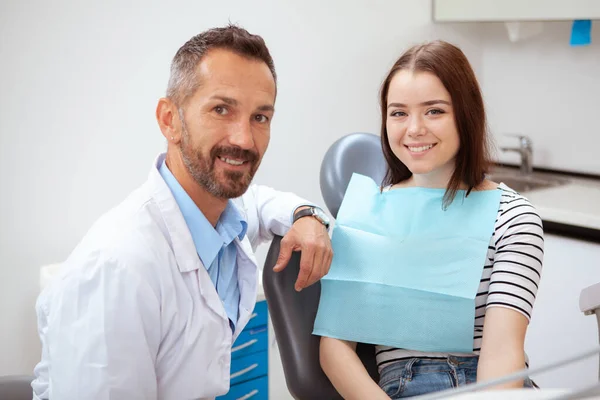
[319,132,386,218]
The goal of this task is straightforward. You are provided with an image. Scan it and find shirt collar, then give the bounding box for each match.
[158,160,247,268]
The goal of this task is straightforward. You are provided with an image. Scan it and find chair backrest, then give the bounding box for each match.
[263,237,381,400]
[0,375,34,400]
[319,132,386,218]
[262,132,385,399]
[263,236,341,399]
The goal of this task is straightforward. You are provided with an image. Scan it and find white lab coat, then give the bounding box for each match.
[32,153,311,400]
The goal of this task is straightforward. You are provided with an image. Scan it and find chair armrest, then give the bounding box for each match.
[580,282,600,315]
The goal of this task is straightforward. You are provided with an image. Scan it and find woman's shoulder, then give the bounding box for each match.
[482,179,532,205]
[474,179,499,191]
[491,182,543,232]
[494,182,533,205]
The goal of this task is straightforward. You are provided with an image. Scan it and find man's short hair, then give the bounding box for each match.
[166,24,277,107]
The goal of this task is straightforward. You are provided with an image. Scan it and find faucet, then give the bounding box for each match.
[500,135,533,175]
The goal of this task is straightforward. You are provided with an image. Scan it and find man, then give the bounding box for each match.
[32,25,333,400]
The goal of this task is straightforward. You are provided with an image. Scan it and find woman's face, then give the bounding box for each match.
[386,70,460,182]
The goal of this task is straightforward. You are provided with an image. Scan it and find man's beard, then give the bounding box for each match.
[179,122,260,199]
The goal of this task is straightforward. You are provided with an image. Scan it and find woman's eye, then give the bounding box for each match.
[426,109,445,115]
[214,106,228,115]
[390,111,407,117]
[254,114,269,123]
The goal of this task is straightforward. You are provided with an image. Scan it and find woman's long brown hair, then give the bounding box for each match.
[379,40,491,208]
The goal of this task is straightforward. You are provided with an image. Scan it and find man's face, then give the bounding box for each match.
[178,48,276,199]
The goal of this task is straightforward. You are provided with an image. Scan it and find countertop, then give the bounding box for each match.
[491,165,600,242]
[526,182,600,230]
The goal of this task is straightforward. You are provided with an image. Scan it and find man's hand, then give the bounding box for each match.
[273,211,333,291]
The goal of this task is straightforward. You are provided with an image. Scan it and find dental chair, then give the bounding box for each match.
[0,375,34,400]
[580,282,600,380]
[262,132,386,399]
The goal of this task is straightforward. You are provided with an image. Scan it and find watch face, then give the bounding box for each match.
[313,207,330,224]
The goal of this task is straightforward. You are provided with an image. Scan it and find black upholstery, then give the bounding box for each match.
[262,132,385,398]
[263,236,379,399]
[0,375,34,400]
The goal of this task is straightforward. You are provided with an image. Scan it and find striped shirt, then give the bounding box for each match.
[375,184,544,372]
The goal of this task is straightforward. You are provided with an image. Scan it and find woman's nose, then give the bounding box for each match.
[407,116,426,137]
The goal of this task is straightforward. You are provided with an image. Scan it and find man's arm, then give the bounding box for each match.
[241,184,333,291]
[42,255,161,400]
[242,184,315,243]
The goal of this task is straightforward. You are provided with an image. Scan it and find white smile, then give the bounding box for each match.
[219,157,245,166]
[407,144,435,153]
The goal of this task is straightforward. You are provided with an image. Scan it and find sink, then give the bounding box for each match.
[487,173,568,193]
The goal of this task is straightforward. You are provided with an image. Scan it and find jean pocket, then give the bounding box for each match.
[380,376,405,399]
[379,364,406,398]
[398,371,455,398]
[380,370,455,398]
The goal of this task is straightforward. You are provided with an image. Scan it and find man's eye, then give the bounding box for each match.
[254,114,269,123]
[214,106,228,115]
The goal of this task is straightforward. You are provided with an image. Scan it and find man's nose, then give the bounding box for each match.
[228,119,254,149]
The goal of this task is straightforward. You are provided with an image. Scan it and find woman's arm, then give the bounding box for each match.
[477,307,528,388]
[477,193,544,388]
[320,337,389,400]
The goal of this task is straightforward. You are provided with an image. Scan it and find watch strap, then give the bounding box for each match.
[293,206,329,229]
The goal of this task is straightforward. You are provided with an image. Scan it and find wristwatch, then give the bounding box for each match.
[293,206,331,230]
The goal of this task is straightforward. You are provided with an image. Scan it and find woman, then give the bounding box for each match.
[317,41,543,399]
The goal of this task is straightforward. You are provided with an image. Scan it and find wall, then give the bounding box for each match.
[0,0,484,377]
[2,0,600,395]
[480,21,600,175]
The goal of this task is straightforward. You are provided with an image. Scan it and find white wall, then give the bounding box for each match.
[0,0,484,378]
[2,0,599,394]
[481,21,600,175]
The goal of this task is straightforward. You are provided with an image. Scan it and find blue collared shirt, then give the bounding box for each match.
[159,161,247,331]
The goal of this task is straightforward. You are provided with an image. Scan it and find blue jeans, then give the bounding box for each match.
[378,356,535,399]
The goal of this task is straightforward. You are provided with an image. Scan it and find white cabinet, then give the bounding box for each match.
[525,234,600,389]
[433,0,600,22]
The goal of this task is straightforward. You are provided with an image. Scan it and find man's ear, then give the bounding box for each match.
[156,98,181,144]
